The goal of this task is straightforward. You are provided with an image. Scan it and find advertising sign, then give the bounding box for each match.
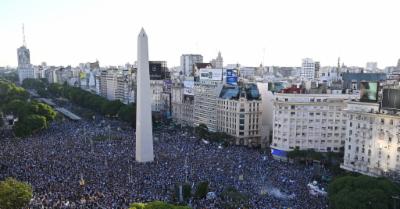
[359,82,378,102]
[382,89,400,110]
[183,80,194,95]
[225,69,238,85]
[149,62,164,80]
[199,68,223,81]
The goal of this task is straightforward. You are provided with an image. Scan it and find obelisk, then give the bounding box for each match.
[136,28,154,162]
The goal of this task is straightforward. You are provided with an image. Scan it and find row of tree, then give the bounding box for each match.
[21,79,137,127]
[0,79,57,137]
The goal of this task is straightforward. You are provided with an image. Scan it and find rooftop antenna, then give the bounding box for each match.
[22,23,27,47]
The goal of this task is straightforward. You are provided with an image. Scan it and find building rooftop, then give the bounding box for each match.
[219,83,260,100]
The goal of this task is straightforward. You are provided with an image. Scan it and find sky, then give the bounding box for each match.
[0,0,399,68]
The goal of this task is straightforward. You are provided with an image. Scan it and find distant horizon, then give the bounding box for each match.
[1,0,399,68]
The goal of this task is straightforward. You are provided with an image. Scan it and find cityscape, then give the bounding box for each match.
[1,0,400,209]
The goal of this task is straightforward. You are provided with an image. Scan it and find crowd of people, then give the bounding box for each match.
[0,115,329,209]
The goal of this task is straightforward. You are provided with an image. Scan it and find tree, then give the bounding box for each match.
[0,112,3,127]
[13,114,47,137]
[36,102,57,122]
[129,201,190,209]
[22,78,45,90]
[195,123,209,139]
[328,175,400,209]
[102,100,124,116]
[194,181,209,199]
[221,186,249,209]
[0,178,32,209]
[118,104,136,127]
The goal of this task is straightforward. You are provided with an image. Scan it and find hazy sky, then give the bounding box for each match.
[0,0,399,68]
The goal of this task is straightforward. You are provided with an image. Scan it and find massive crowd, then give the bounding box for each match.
[0,115,329,209]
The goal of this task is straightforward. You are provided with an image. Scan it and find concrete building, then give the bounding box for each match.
[150,80,165,112]
[216,83,263,147]
[318,66,341,86]
[99,69,133,104]
[342,72,386,90]
[193,80,221,132]
[180,54,203,76]
[366,62,378,72]
[210,52,223,69]
[136,28,154,163]
[171,78,195,126]
[17,45,34,84]
[300,58,317,81]
[271,93,354,159]
[341,102,400,178]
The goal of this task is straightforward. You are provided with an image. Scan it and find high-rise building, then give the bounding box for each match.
[210,52,223,69]
[193,79,221,132]
[99,69,133,104]
[300,58,316,81]
[180,54,203,76]
[366,62,378,72]
[17,25,35,84]
[136,28,154,163]
[397,59,400,70]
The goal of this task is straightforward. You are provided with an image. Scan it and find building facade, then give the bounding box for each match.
[17,45,35,84]
[301,58,316,81]
[180,54,203,76]
[171,79,194,126]
[271,93,352,159]
[193,80,221,132]
[99,69,133,104]
[216,83,263,147]
[341,102,400,178]
[210,52,223,69]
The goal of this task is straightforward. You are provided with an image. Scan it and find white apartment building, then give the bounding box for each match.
[301,58,316,81]
[193,80,221,132]
[216,83,263,147]
[341,102,400,178]
[99,69,133,104]
[181,54,203,76]
[271,93,353,159]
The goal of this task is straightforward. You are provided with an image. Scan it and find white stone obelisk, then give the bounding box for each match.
[136,28,154,162]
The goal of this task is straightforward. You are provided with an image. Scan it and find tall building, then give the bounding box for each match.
[300,58,316,81]
[99,69,133,104]
[271,93,353,160]
[341,101,400,178]
[216,83,263,147]
[210,52,223,69]
[366,62,378,72]
[397,59,400,70]
[193,80,221,132]
[149,61,168,80]
[180,54,203,76]
[136,28,154,163]
[17,25,35,84]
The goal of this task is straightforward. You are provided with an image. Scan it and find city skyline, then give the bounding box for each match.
[1,0,400,68]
